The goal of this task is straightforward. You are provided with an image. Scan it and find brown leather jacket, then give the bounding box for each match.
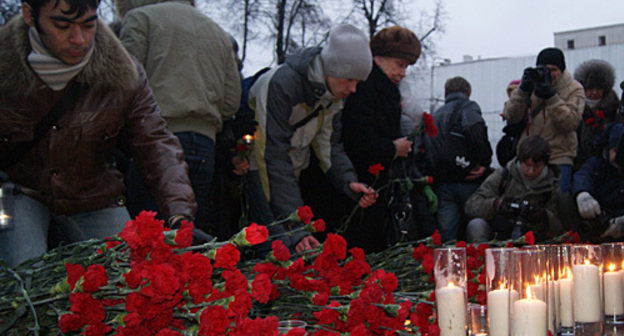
[0,17,196,219]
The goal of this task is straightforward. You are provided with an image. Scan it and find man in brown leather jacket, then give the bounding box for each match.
[0,0,196,266]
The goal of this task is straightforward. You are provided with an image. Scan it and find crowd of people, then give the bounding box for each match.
[1,0,623,266]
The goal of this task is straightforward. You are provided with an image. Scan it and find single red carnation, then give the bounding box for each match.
[174,220,194,248]
[313,219,325,232]
[214,243,240,269]
[367,163,385,176]
[235,143,247,152]
[82,264,108,293]
[422,112,438,137]
[65,263,85,291]
[251,273,273,304]
[431,230,442,246]
[242,223,268,245]
[271,239,291,261]
[59,313,84,333]
[523,231,535,245]
[83,322,112,336]
[595,110,605,119]
[296,205,314,224]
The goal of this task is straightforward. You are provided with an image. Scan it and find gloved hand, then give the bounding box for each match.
[168,215,193,229]
[519,67,537,93]
[576,191,601,219]
[534,82,556,99]
[231,117,258,139]
[422,185,438,214]
[602,215,624,239]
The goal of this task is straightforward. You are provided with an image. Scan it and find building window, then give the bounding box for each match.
[599,35,606,46]
[567,40,575,49]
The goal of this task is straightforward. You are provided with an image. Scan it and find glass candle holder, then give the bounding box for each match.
[571,244,603,336]
[601,242,624,325]
[278,320,307,335]
[556,244,574,336]
[434,247,467,336]
[511,249,548,336]
[468,303,488,336]
[485,247,515,336]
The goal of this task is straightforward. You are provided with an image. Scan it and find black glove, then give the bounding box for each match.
[534,82,556,99]
[168,215,193,230]
[231,117,258,140]
[519,67,537,93]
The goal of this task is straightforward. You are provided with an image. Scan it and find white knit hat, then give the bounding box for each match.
[320,24,372,81]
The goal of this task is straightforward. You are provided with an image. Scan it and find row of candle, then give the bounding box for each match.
[434,243,624,336]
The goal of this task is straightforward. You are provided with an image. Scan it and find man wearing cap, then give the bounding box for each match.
[245,24,377,256]
[504,47,585,194]
[340,26,435,252]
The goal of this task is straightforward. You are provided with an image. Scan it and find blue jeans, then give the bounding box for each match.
[558,164,572,194]
[126,131,214,225]
[435,182,480,242]
[0,193,129,266]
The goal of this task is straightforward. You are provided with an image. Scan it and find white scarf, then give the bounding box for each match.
[27,27,93,91]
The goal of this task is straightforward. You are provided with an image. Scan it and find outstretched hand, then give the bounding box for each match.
[295,235,320,253]
[349,182,378,208]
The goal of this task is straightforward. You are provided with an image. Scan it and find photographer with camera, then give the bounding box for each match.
[503,48,585,194]
[464,136,562,242]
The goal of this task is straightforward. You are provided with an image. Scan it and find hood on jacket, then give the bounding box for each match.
[0,15,139,97]
[115,0,193,18]
[573,59,616,92]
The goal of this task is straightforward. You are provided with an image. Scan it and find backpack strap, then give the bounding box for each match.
[292,102,333,130]
[498,166,510,196]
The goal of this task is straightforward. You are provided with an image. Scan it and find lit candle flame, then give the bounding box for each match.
[526,286,532,299]
[609,263,616,272]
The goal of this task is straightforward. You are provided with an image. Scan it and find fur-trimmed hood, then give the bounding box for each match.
[0,15,139,98]
[115,0,193,18]
[573,59,616,92]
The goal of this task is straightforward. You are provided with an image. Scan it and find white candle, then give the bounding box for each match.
[487,288,509,336]
[572,263,601,323]
[548,280,556,334]
[558,278,574,327]
[604,265,624,316]
[512,292,547,336]
[436,284,466,336]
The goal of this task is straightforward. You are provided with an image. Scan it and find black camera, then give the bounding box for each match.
[526,65,551,86]
[506,199,536,215]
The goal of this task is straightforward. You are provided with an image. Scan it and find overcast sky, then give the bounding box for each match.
[436,0,624,63]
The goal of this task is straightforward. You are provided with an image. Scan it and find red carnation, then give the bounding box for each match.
[431,230,442,246]
[251,273,273,304]
[422,112,438,137]
[296,205,314,224]
[59,313,84,333]
[214,243,240,269]
[305,218,325,233]
[522,231,535,245]
[271,239,291,261]
[235,143,248,152]
[65,263,85,291]
[82,264,108,293]
[174,220,194,248]
[234,222,268,246]
[367,163,385,176]
[595,110,605,119]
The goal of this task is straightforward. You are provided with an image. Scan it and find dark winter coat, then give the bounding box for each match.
[465,159,562,240]
[572,155,624,217]
[575,90,621,170]
[0,17,196,219]
[342,62,402,185]
[426,92,492,183]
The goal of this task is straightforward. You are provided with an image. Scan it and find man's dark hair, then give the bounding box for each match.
[24,0,100,24]
[517,135,551,163]
[444,76,471,97]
